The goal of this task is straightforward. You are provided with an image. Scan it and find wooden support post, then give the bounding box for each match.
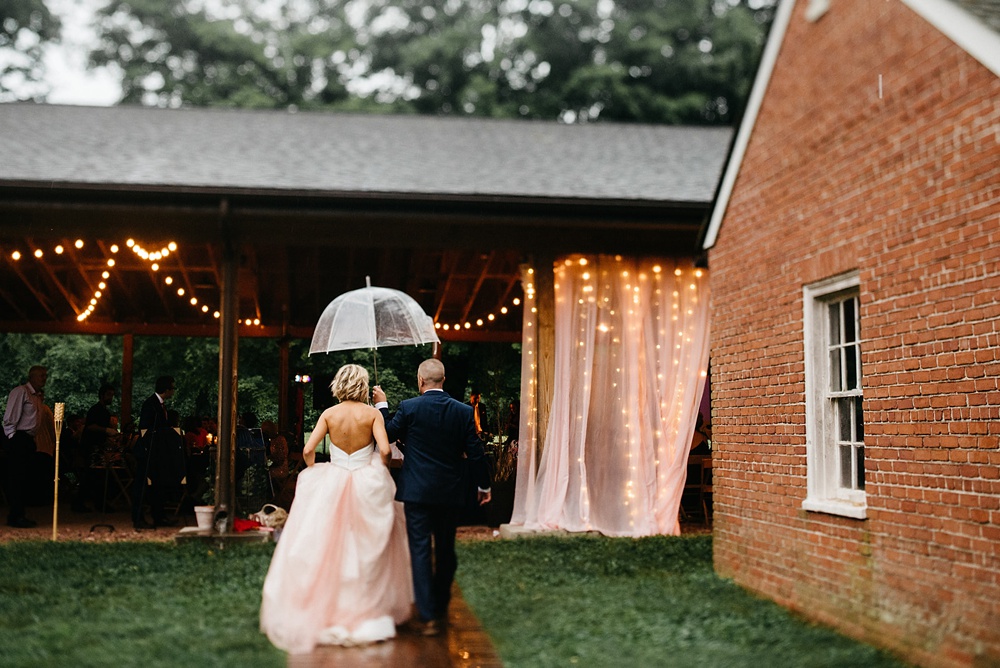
[121,333,133,426]
[278,338,289,431]
[215,202,238,533]
[534,253,556,456]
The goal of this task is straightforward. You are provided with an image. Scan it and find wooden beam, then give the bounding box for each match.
[27,237,81,313]
[433,252,461,324]
[121,333,133,426]
[167,241,200,310]
[6,255,57,319]
[492,272,522,316]
[533,253,556,456]
[62,241,103,308]
[0,284,29,320]
[459,251,494,324]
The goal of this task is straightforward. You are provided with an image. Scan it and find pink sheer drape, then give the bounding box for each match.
[511,255,709,537]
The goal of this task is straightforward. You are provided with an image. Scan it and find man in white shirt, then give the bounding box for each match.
[2,365,48,528]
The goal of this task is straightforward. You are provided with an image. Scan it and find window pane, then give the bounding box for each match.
[856,446,865,490]
[855,398,864,441]
[829,302,841,344]
[830,350,842,391]
[840,444,853,488]
[838,397,852,440]
[846,344,858,390]
[843,297,856,343]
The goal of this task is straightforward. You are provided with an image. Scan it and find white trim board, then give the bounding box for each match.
[901,0,1000,78]
[701,0,799,250]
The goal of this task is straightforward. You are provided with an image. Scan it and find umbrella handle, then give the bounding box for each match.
[373,349,379,387]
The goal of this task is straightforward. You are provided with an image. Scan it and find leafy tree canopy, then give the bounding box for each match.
[90,0,775,124]
[0,0,60,101]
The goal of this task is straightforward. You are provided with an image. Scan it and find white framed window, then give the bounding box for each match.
[802,271,866,519]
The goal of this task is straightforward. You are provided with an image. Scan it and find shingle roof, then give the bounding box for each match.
[0,103,732,205]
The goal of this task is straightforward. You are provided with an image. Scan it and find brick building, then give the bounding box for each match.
[702,0,999,666]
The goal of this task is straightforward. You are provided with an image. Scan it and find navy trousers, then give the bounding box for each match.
[404,502,460,622]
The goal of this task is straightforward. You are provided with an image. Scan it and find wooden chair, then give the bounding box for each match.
[680,454,710,524]
[699,457,713,522]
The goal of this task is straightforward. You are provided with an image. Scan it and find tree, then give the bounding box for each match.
[90,0,775,124]
[0,0,61,101]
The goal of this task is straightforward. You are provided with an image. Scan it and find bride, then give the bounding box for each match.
[260,364,413,653]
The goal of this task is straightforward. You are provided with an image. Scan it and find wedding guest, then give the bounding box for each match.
[2,365,48,528]
[71,384,119,512]
[132,375,182,529]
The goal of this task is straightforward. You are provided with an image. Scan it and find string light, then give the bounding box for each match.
[5,238,263,325]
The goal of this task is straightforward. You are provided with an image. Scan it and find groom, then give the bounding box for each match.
[373,358,491,636]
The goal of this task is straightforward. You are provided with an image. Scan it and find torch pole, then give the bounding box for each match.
[52,402,64,541]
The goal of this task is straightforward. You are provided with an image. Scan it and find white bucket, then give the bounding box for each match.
[194,505,215,530]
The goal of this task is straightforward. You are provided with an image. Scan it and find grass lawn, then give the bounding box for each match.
[0,541,284,668]
[456,534,908,668]
[0,534,907,667]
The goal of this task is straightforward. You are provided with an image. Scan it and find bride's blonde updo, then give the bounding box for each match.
[330,364,370,403]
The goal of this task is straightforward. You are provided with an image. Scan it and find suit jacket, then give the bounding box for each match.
[381,390,491,506]
[138,394,168,433]
[136,394,184,484]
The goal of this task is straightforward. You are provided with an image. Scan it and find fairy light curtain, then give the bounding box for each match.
[511,255,710,537]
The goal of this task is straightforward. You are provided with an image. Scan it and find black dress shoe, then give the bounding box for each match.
[403,618,441,636]
[133,520,155,530]
[153,517,177,528]
[7,517,37,528]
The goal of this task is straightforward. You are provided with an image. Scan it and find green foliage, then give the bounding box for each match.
[0,541,283,667]
[0,334,122,419]
[0,334,521,434]
[0,334,284,427]
[89,0,775,125]
[456,535,908,668]
[0,0,60,101]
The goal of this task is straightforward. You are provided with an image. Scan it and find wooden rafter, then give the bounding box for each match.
[433,252,462,325]
[0,284,29,320]
[168,242,199,307]
[492,273,522,315]
[101,239,174,321]
[459,251,495,323]
[62,240,104,317]
[26,237,81,314]
[6,255,57,319]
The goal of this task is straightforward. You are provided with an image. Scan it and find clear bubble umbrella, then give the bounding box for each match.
[309,277,440,382]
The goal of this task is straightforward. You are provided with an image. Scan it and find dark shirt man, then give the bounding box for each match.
[82,383,117,456]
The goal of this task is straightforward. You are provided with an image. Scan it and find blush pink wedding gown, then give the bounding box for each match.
[260,443,413,653]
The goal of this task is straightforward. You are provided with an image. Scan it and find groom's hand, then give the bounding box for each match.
[372,386,387,404]
[478,489,492,505]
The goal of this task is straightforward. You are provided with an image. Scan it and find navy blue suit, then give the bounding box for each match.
[132,394,184,525]
[381,389,490,622]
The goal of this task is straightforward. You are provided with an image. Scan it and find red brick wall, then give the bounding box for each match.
[708,1,1000,666]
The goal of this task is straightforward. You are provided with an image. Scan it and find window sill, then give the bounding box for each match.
[802,497,867,519]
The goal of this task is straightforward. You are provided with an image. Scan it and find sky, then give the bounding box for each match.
[40,0,120,105]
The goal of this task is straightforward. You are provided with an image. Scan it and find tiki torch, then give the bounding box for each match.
[52,402,64,541]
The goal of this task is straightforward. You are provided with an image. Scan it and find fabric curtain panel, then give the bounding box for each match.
[512,255,709,537]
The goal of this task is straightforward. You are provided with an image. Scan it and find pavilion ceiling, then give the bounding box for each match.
[0,231,526,342]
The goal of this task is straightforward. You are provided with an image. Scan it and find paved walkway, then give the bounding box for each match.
[1,503,504,667]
